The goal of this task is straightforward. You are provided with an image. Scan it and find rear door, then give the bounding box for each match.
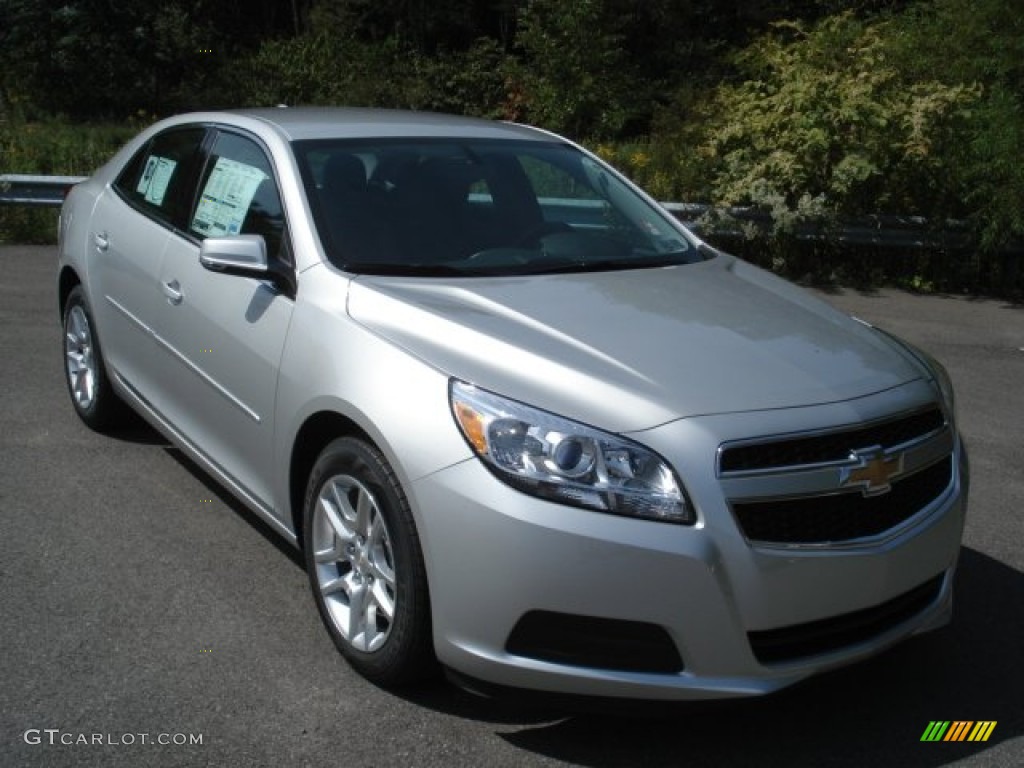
[89,127,206,402]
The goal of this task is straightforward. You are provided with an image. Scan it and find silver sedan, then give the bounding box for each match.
[58,108,967,700]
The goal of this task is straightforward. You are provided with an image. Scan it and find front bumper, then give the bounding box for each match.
[410,389,967,701]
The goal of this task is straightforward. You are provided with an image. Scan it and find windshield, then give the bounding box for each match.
[294,138,703,276]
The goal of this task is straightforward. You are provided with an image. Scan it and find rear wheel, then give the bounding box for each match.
[62,285,126,430]
[303,437,435,686]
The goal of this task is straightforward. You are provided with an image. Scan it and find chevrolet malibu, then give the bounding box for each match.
[57,108,968,700]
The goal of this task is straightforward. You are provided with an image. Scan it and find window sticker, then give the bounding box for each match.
[191,157,268,237]
[137,155,177,205]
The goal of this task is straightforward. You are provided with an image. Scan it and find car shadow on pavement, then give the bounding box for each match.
[405,546,1022,766]
[105,408,175,445]
[161,444,306,569]
[100,415,303,568]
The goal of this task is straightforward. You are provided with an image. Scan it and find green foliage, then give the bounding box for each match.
[0,119,137,243]
[0,0,308,119]
[885,0,1024,253]
[307,0,515,55]
[513,0,640,139]
[0,203,54,245]
[414,39,515,119]
[0,121,136,176]
[694,14,980,223]
[590,142,692,202]
[230,33,513,119]
[1,2,204,118]
[964,87,1024,253]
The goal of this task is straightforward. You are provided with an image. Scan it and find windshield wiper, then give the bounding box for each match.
[342,262,474,277]
[524,253,691,275]
[344,252,693,278]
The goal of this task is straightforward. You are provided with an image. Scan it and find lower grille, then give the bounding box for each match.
[506,610,684,673]
[733,456,952,545]
[748,574,945,664]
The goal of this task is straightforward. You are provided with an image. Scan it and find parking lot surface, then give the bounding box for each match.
[1,245,1021,767]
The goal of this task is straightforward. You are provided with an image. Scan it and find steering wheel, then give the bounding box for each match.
[515,221,573,246]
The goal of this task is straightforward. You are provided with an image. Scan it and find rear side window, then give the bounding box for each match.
[114,128,206,227]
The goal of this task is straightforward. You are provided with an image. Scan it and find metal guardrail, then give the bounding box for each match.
[659,202,1024,254]
[3,173,1021,255]
[0,174,87,206]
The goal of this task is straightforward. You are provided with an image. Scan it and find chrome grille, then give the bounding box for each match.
[719,406,945,473]
[719,405,955,547]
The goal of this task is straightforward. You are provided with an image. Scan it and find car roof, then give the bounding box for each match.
[201,107,560,143]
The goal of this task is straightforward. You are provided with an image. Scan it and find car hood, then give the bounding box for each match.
[346,256,924,432]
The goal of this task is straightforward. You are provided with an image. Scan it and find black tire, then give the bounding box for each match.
[302,436,436,686]
[61,285,127,431]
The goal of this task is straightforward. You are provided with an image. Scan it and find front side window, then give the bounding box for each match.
[295,139,700,276]
[114,128,206,227]
[189,131,287,261]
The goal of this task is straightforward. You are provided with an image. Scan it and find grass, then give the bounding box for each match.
[1,119,139,244]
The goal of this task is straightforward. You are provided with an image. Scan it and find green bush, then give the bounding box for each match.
[628,4,1022,294]
[690,14,980,222]
[0,119,137,243]
[885,0,1024,252]
[512,0,638,139]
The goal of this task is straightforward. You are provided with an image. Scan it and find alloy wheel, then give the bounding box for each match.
[311,474,397,652]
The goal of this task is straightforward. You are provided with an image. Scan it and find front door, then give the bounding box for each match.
[151,130,295,512]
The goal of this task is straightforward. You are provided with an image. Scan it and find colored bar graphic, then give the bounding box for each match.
[968,722,998,742]
[921,721,997,742]
[945,721,973,741]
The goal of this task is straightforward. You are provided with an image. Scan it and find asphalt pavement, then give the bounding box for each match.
[1,244,1021,767]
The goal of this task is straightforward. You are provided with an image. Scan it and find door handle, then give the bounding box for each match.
[162,279,184,305]
[94,231,109,251]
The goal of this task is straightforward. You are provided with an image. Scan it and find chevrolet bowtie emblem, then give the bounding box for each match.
[840,447,905,497]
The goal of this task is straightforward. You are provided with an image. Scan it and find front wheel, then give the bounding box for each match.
[303,437,435,686]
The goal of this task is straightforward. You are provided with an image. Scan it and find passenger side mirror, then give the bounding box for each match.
[200,234,268,274]
[200,234,295,298]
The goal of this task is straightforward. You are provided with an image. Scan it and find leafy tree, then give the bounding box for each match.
[691,13,980,226]
[512,0,640,138]
[887,0,1024,249]
[1,1,206,118]
[0,0,312,120]
[307,0,524,54]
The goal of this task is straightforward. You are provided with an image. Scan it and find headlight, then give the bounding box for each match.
[450,380,694,524]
